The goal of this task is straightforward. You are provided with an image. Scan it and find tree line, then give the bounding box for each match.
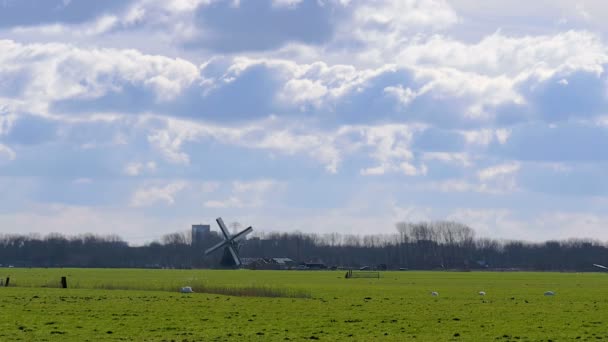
[0,221,606,271]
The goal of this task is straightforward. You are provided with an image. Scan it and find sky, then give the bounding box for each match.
[1,0,608,244]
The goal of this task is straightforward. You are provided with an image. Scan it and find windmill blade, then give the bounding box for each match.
[205,240,229,255]
[593,263,608,270]
[232,226,253,241]
[227,245,241,266]
[216,217,232,240]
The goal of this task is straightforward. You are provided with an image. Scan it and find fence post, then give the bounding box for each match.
[5,277,9,287]
[61,276,67,289]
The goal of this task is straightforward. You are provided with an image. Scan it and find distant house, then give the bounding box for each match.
[243,257,295,270]
[272,258,295,268]
[304,262,327,270]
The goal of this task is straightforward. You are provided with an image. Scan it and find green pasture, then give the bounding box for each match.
[0,269,607,341]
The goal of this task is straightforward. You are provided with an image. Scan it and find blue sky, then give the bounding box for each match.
[1,0,608,243]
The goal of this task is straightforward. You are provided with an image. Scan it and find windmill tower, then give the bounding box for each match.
[204,217,253,268]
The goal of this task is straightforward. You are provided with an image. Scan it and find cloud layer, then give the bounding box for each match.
[1,0,608,242]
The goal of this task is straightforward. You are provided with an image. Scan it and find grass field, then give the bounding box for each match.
[0,268,607,341]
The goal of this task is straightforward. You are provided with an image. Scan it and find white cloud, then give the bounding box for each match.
[8,0,212,45]
[544,162,572,173]
[232,179,280,193]
[272,0,304,8]
[204,57,389,109]
[0,144,16,161]
[447,207,608,241]
[147,129,193,164]
[279,79,328,107]
[255,129,341,173]
[462,129,511,146]
[204,179,283,208]
[198,33,606,124]
[315,28,606,119]
[478,162,520,181]
[1,35,598,138]
[595,116,608,127]
[391,204,434,223]
[476,162,520,194]
[0,203,197,245]
[383,84,418,106]
[495,129,511,144]
[422,152,472,167]
[200,181,220,193]
[0,112,17,136]
[204,196,244,209]
[151,0,212,13]
[386,163,521,196]
[451,0,608,34]
[142,115,434,176]
[144,115,254,165]
[124,161,157,176]
[349,0,459,45]
[536,212,608,241]
[425,180,479,193]
[396,31,606,77]
[446,208,527,239]
[11,16,120,37]
[359,165,387,176]
[413,67,522,118]
[130,181,186,207]
[0,39,200,110]
[354,124,425,176]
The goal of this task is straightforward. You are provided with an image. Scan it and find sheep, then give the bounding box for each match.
[479,291,486,296]
[544,291,555,296]
[431,291,439,296]
[180,286,194,293]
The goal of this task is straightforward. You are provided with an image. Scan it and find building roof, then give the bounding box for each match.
[272,258,294,264]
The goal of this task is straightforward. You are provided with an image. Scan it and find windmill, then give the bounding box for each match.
[204,217,253,268]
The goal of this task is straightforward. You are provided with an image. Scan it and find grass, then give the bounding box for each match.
[0,268,607,340]
[2,268,311,298]
[92,281,311,298]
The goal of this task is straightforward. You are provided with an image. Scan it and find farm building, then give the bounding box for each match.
[242,257,296,270]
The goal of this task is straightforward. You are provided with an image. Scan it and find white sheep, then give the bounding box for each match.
[431,291,439,296]
[544,291,555,296]
[479,291,486,296]
[180,286,194,293]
